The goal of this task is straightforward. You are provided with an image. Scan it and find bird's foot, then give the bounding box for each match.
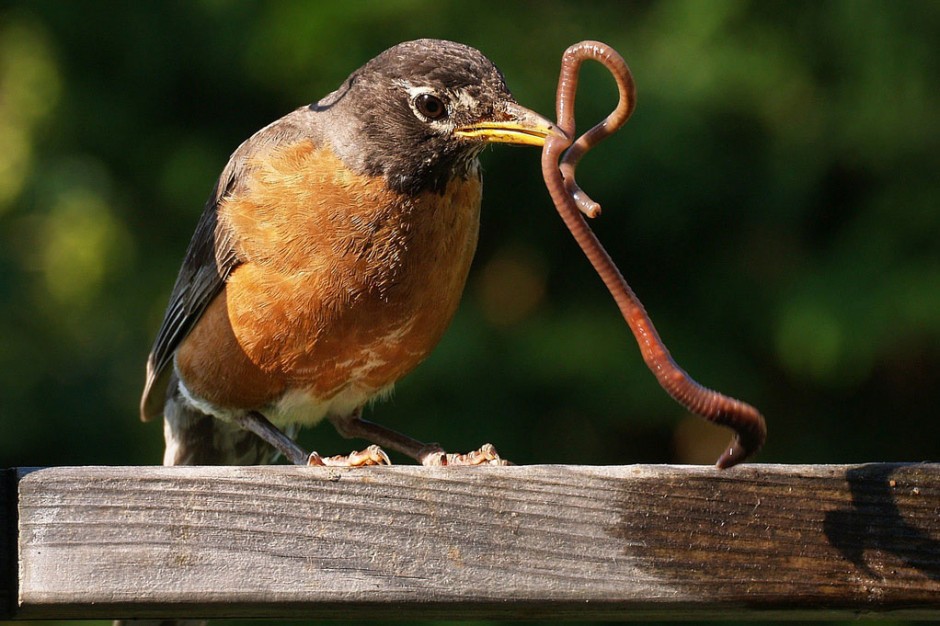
[420,443,511,466]
[307,444,391,467]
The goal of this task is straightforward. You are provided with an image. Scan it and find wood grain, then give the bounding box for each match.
[7,463,940,620]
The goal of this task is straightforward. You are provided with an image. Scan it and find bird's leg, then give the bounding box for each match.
[232,412,308,465]
[233,411,389,467]
[329,410,510,466]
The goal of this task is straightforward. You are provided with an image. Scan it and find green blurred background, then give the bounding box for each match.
[0,0,937,624]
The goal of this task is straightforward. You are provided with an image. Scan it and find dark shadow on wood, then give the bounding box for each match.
[1,468,16,619]
[824,462,940,582]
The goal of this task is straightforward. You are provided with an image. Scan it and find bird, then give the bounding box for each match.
[140,39,558,468]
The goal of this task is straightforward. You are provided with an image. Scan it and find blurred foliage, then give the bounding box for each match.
[0,1,937,624]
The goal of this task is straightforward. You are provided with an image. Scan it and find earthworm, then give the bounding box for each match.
[542,41,767,468]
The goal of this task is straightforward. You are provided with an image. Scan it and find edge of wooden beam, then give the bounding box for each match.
[9,463,940,620]
[0,468,15,619]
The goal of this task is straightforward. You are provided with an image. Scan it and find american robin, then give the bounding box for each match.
[141,39,558,467]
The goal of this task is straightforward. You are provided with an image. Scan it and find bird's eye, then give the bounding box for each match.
[414,93,447,120]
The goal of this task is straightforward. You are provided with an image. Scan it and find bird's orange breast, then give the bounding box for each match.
[175,140,482,417]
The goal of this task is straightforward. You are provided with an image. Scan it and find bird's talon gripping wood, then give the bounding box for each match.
[542,41,767,468]
[443,443,510,466]
[307,445,391,467]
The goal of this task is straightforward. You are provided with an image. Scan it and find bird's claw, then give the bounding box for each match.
[307,444,391,467]
[422,443,511,466]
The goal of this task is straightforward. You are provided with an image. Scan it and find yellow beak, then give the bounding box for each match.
[455,102,560,147]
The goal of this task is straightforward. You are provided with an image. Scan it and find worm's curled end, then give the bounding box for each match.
[714,410,767,469]
[572,188,601,218]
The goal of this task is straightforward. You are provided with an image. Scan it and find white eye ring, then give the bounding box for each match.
[400,84,450,123]
[414,93,447,121]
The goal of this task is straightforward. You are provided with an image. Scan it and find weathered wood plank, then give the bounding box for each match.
[8,463,940,620]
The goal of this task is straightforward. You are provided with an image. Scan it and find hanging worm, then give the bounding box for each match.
[543,41,767,468]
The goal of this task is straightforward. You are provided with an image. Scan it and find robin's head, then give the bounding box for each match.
[315,39,558,195]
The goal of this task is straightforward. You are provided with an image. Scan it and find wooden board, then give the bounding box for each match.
[6,463,940,620]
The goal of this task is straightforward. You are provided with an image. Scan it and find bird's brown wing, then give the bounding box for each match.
[140,109,316,421]
[139,168,240,422]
